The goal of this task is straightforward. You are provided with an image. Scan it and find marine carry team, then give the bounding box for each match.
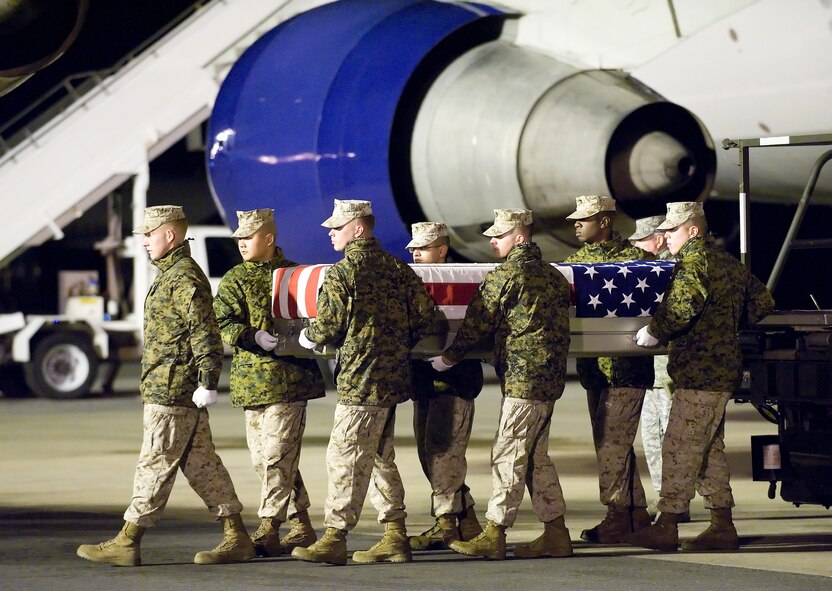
[76,196,774,567]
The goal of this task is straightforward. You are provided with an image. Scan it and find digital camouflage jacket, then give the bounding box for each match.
[444,242,570,402]
[647,235,774,391]
[564,232,654,391]
[214,247,325,408]
[305,237,435,407]
[141,242,223,406]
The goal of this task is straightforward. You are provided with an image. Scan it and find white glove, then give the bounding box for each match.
[254,329,277,351]
[429,355,454,372]
[636,326,660,348]
[298,328,316,350]
[192,386,218,408]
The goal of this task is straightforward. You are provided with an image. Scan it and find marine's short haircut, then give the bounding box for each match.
[357,214,376,232]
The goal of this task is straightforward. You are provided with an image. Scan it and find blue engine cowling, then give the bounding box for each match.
[207,0,507,263]
[207,0,714,263]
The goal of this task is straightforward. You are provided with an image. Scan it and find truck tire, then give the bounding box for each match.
[24,332,99,399]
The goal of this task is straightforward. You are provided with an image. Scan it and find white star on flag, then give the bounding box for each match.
[567,260,675,319]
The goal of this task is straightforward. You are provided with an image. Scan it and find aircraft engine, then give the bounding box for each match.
[0,0,89,96]
[207,0,715,263]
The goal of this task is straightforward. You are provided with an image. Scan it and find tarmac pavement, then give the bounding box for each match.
[1,361,831,590]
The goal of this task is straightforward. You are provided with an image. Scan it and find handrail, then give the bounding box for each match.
[721,133,832,293]
[767,149,832,292]
[0,0,214,157]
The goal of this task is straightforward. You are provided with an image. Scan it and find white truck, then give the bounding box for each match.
[0,225,238,399]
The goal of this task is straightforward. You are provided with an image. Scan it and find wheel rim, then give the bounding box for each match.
[40,343,91,392]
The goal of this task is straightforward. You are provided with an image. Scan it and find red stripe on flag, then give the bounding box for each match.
[272,267,289,318]
[423,282,480,306]
[286,267,303,319]
[305,266,325,317]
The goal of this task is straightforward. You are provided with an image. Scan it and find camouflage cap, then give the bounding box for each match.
[628,215,666,241]
[232,208,274,238]
[656,201,705,230]
[132,205,186,234]
[565,195,616,220]
[483,208,533,237]
[407,222,449,250]
[321,199,373,228]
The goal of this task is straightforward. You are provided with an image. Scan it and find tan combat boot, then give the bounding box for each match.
[291,527,347,566]
[631,506,653,532]
[279,510,317,554]
[681,508,739,551]
[193,514,257,564]
[448,520,506,560]
[625,511,682,551]
[251,517,282,557]
[580,505,631,543]
[77,521,145,567]
[352,518,413,563]
[457,506,483,541]
[409,514,460,551]
[513,516,574,559]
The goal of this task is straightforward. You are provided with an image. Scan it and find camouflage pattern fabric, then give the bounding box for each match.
[657,389,734,514]
[444,242,570,401]
[323,404,407,531]
[413,394,477,516]
[124,404,243,527]
[595,387,648,508]
[651,249,675,389]
[214,248,325,407]
[485,398,566,526]
[244,401,311,521]
[305,237,435,406]
[641,250,674,496]
[141,242,223,405]
[640,385,672,494]
[564,233,654,391]
[647,235,775,391]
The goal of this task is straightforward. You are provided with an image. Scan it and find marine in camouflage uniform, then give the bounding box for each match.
[77,206,254,568]
[629,215,683,520]
[436,209,573,561]
[291,199,435,566]
[214,209,325,557]
[628,202,774,552]
[563,195,654,542]
[406,222,484,550]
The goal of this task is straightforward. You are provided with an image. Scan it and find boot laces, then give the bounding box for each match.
[252,521,274,541]
[599,507,627,528]
[419,521,443,538]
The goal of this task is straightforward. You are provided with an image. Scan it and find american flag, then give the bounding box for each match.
[272,261,675,320]
[566,261,675,318]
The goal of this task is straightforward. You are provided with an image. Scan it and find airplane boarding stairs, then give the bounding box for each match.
[0,0,326,270]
